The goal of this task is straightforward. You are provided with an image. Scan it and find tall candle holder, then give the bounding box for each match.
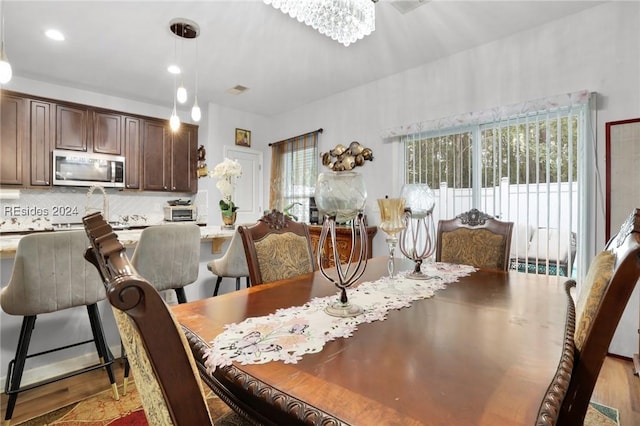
[399,183,436,279]
[377,198,406,279]
[315,170,368,318]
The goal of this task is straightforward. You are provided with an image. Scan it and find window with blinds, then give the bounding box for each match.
[269,132,319,222]
[404,98,589,278]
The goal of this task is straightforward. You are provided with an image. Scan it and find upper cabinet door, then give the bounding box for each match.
[55,104,89,151]
[124,117,141,189]
[0,94,26,185]
[30,101,52,186]
[170,124,198,193]
[93,111,122,155]
[142,119,169,191]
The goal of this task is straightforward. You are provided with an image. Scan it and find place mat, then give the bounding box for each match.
[204,262,475,373]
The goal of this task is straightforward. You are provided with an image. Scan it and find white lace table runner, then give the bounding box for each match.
[203,262,475,373]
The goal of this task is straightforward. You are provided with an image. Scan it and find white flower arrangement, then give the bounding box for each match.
[209,158,242,215]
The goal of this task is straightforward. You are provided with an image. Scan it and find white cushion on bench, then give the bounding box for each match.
[527,228,574,263]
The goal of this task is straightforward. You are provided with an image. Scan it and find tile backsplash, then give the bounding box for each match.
[0,187,209,232]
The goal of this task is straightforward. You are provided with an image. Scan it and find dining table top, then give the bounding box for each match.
[172,257,570,426]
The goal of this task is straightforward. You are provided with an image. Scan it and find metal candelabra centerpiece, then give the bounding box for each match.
[377,197,406,279]
[317,212,368,317]
[399,184,436,279]
[315,141,373,318]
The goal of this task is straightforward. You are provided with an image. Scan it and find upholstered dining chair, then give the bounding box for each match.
[131,223,201,304]
[82,212,215,426]
[1,230,119,426]
[238,210,316,285]
[207,229,250,296]
[435,208,514,270]
[537,208,640,426]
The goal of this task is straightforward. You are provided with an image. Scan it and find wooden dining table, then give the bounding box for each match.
[172,257,571,426]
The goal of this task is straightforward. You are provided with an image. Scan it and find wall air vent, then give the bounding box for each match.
[226,85,249,95]
[391,0,430,15]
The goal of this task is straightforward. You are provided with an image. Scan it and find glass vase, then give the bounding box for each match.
[377,198,406,279]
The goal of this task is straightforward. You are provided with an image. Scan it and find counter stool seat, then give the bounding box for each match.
[1,231,118,426]
[207,229,250,296]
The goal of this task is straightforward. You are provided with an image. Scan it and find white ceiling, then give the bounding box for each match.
[2,1,603,117]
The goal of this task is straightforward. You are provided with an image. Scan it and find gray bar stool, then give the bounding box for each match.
[131,223,201,304]
[208,229,250,296]
[1,230,119,425]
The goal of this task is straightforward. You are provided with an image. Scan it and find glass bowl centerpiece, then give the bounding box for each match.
[315,141,373,317]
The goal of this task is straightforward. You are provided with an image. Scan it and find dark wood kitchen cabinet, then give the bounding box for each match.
[170,124,198,193]
[93,111,122,155]
[141,119,198,193]
[54,105,123,155]
[142,119,169,191]
[0,90,197,193]
[0,94,26,185]
[54,104,90,151]
[124,117,141,189]
[29,101,53,186]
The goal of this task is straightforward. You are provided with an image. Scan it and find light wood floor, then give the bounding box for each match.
[1,356,639,425]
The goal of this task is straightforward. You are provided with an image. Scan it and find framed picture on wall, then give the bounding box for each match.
[235,128,251,147]
[605,117,640,241]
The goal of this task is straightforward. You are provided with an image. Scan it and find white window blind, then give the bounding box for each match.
[269,130,321,222]
[400,91,595,279]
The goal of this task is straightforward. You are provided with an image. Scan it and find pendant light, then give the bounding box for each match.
[169,19,200,124]
[170,73,181,132]
[0,15,12,85]
[176,32,187,104]
[191,35,201,122]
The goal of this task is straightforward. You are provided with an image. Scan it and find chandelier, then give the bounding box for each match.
[264,0,376,47]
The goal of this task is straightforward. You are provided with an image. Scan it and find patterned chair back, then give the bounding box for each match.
[537,208,640,426]
[436,208,514,271]
[82,213,213,426]
[238,210,316,285]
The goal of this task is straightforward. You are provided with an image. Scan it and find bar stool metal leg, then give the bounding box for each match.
[3,316,36,426]
[175,288,187,304]
[213,276,223,296]
[86,304,119,400]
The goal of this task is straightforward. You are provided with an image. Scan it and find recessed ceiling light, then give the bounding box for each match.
[45,29,65,41]
[168,65,181,74]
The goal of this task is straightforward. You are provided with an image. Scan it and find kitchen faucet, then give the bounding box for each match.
[86,185,109,223]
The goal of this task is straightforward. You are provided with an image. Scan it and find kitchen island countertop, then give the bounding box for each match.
[0,225,235,258]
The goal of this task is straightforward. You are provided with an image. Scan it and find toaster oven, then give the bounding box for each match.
[164,205,197,222]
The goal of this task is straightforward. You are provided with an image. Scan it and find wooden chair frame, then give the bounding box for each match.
[556,208,640,425]
[82,212,213,426]
[238,210,316,285]
[536,208,640,426]
[435,208,514,271]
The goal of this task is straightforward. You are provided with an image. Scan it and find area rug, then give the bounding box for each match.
[585,402,620,426]
[15,383,249,426]
[16,387,619,426]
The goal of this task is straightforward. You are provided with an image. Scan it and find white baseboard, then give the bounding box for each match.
[0,344,122,390]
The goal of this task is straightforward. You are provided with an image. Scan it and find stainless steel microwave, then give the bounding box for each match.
[53,150,125,188]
